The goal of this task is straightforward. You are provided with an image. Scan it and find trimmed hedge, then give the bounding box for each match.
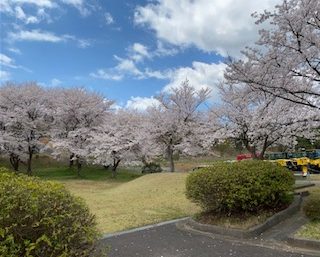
[186,161,294,215]
[0,168,101,257]
[303,189,320,221]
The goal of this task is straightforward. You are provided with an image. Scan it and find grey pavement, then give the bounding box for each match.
[101,222,318,257]
[258,211,308,241]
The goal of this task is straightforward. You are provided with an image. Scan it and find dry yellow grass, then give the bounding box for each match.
[62,173,199,233]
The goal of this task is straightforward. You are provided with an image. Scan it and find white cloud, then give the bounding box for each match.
[154,41,179,57]
[61,0,83,5]
[8,29,65,42]
[105,12,114,25]
[0,53,32,73]
[128,42,178,62]
[14,6,40,23]
[12,0,55,8]
[0,70,11,81]
[110,103,123,111]
[5,3,52,23]
[8,48,21,55]
[0,1,13,14]
[15,6,26,19]
[0,54,17,68]
[50,78,62,86]
[77,39,91,48]
[115,56,143,76]
[144,68,171,79]
[90,54,171,81]
[126,96,160,111]
[90,56,144,81]
[61,0,91,16]
[90,69,123,81]
[123,61,226,111]
[130,43,150,61]
[1,0,98,22]
[164,61,227,100]
[8,30,92,48]
[134,0,281,57]
[36,8,52,22]
[90,41,178,81]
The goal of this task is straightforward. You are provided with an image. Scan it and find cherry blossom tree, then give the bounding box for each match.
[89,109,161,177]
[89,110,140,177]
[0,82,52,175]
[214,84,318,158]
[225,0,320,109]
[146,80,211,172]
[51,88,113,176]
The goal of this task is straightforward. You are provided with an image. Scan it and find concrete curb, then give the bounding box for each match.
[287,236,320,251]
[294,183,315,190]
[179,196,302,239]
[102,217,189,239]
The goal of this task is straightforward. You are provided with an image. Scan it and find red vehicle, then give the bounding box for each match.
[236,153,253,161]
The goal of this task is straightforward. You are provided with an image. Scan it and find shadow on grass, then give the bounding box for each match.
[0,155,142,182]
[35,166,142,182]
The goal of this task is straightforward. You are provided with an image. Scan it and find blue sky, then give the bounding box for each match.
[0,0,280,109]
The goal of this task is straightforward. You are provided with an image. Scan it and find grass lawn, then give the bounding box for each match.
[296,222,320,240]
[296,187,320,241]
[63,173,199,233]
[0,156,199,234]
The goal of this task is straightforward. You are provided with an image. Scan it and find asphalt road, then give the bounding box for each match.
[101,222,317,257]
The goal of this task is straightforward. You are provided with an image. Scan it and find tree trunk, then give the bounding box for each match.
[69,153,75,168]
[76,158,82,177]
[9,153,20,172]
[141,155,148,166]
[112,159,121,178]
[167,144,175,172]
[27,147,33,176]
[259,136,269,160]
[243,143,258,160]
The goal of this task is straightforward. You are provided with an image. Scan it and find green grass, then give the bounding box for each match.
[0,155,141,181]
[296,187,320,241]
[35,166,141,182]
[64,173,199,233]
[0,155,199,233]
[296,222,320,240]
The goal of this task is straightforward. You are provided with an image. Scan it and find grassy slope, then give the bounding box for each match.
[64,173,199,233]
[0,156,198,233]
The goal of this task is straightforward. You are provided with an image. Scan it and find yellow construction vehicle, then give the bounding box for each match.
[265,150,320,177]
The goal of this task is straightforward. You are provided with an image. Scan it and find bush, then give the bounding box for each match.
[0,169,101,257]
[186,161,294,215]
[303,189,320,221]
[141,162,162,174]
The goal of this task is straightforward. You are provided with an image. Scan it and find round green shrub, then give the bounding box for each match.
[303,190,320,221]
[141,162,162,174]
[0,170,101,257]
[186,161,294,215]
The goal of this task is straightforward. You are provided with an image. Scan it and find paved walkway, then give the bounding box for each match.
[101,219,318,257]
[101,182,320,257]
